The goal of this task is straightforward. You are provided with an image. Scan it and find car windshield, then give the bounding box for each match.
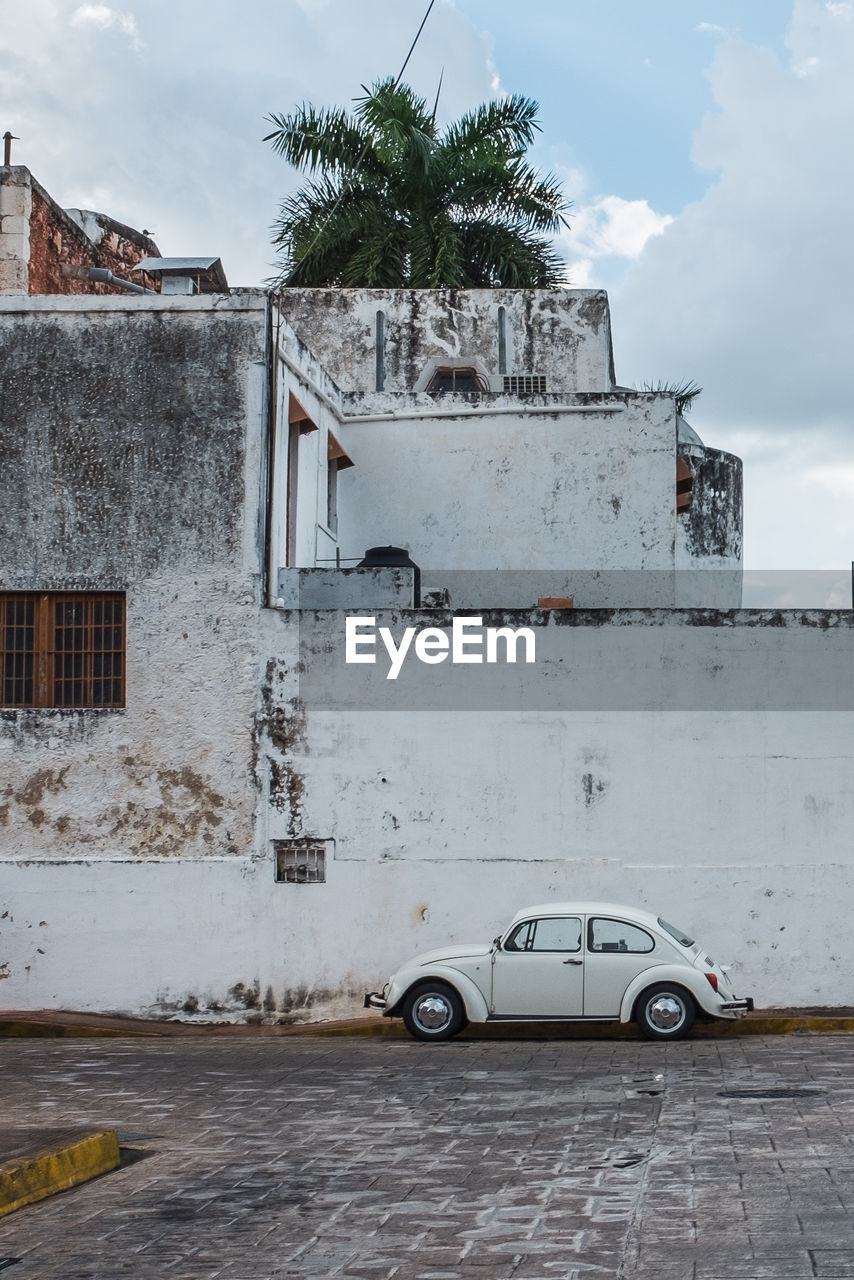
[657,917,695,947]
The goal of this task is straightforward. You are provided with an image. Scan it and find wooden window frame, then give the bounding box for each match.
[676,456,694,513]
[285,392,318,568]
[1,591,126,709]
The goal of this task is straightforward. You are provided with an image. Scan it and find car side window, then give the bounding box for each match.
[503,922,532,951]
[532,918,582,952]
[588,918,655,954]
[505,917,582,952]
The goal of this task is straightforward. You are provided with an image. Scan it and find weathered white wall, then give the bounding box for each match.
[2,852,850,1017]
[334,397,677,588]
[0,286,763,1027]
[278,288,616,395]
[273,289,742,598]
[246,605,854,1017]
[675,442,743,606]
[2,692,853,1016]
[0,577,258,862]
[2,590,853,1016]
[0,293,269,861]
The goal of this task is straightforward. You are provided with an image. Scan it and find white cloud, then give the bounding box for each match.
[0,0,497,286]
[711,429,854,570]
[613,0,854,569]
[70,4,142,50]
[803,465,854,497]
[559,195,673,288]
[697,21,739,37]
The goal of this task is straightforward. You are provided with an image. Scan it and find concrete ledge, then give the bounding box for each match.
[0,1017,148,1039]
[0,1130,120,1217]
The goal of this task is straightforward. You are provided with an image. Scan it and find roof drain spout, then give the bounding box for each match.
[87,267,157,295]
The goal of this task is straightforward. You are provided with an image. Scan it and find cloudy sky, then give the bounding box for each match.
[2,0,852,584]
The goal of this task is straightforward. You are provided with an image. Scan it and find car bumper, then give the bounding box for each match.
[363,991,387,1011]
[719,997,754,1015]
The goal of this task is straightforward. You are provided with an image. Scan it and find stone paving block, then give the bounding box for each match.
[811,1252,854,1277]
[4,1037,854,1276]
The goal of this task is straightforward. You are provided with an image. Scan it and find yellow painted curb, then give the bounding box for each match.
[0,1130,120,1217]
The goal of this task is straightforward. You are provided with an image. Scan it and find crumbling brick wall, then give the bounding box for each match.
[1,166,159,295]
[28,181,159,294]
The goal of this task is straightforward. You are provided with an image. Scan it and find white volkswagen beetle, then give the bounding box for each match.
[364,901,753,1041]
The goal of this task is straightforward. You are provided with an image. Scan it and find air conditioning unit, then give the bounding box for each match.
[487,374,548,394]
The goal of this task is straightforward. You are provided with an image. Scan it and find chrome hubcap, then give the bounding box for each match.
[414,994,452,1031]
[648,994,685,1031]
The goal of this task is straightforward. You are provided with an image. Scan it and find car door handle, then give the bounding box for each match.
[563,959,583,966]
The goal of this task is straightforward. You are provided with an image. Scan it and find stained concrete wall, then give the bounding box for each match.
[275,288,742,602]
[0,293,269,863]
[676,445,743,606]
[277,288,616,395]
[2,606,853,1017]
[0,285,759,1023]
[252,604,854,1015]
[333,394,677,593]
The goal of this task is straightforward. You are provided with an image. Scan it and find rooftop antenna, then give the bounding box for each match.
[431,67,444,124]
[3,132,19,166]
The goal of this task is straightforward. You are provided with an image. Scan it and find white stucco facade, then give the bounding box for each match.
[4,281,851,1025]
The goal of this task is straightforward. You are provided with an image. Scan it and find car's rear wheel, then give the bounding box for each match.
[635,984,696,1040]
[402,982,466,1042]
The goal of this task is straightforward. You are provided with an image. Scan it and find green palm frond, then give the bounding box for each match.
[266,80,569,288]
[441,94,542,158]
[341,222,409,288]
[263,105,372,176]
[459,219,567,288]
[639,379,703,417]
[447,157,568,233]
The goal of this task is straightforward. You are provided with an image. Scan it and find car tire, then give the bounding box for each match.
[635,983,696,1041]
[402,982,466,1042]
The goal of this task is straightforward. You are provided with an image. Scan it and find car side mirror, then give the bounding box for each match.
[491,935,503,951]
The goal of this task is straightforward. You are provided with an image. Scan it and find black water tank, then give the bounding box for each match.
[357,545,420,607]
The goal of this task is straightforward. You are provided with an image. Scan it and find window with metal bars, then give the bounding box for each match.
[0,592,126,709]
[426,367,487,395]
[274,840,327,884]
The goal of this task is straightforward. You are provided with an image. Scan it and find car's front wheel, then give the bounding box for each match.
[635,984,696,1040]
[402,982,466,1042]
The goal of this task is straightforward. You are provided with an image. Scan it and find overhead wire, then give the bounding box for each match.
[395,0,437,87]
[284,0,438,281]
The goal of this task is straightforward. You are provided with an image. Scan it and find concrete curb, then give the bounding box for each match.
[0,1019,148,1039]
[306,1014,854,1039]
[5,1010,854,1038]
[0,1130,121,1217]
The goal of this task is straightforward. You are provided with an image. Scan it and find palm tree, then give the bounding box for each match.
[638,379,703,417]
[264,78,568,288]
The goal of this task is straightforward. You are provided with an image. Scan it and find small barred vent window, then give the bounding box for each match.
[504,375,546,394]
[427,367,486,395]
[274,840,327,884]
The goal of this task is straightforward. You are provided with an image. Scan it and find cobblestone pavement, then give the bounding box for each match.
[2,1035,854,1279]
